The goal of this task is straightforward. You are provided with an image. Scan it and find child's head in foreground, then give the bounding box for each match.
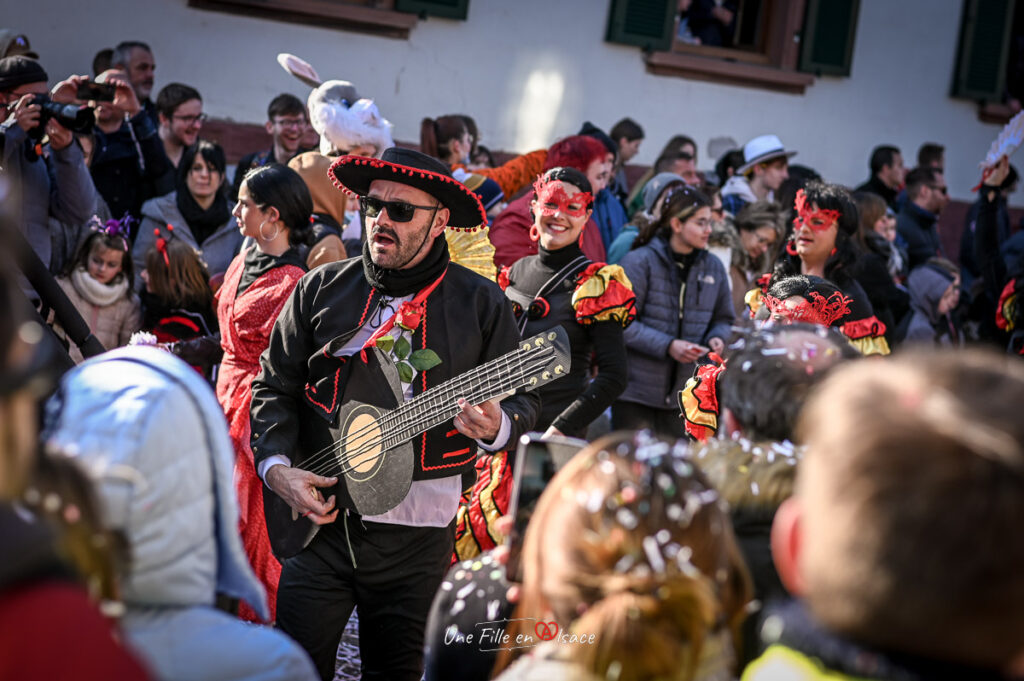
[773,348,1024,670]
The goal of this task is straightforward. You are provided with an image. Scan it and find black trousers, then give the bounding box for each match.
[611,399,689,440]
[276,512,455,681]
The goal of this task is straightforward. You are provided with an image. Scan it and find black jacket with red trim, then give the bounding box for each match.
[249,254,540,488]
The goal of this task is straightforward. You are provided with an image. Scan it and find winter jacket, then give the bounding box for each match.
[592,187,629,249]
[896,201,942,271]
[53,273,142,363]
[44,347,318,681]
[90,112,174,226]
[744,601,1008,681]
[1,119,98,291]
[0,503,150,680]
[720,174,759,216]
[851,232,909,347]
[854,174,899,210]
[134,192,243,285]
[905,264,959,346]
[619,236,734,409]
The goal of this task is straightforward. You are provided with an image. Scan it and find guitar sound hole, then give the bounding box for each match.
[343,411,384,478]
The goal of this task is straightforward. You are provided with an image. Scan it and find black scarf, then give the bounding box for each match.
[361,234,450,297]
[176,188,231,246]
[238,245,308,296]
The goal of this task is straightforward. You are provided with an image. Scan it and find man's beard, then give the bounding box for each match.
[368,221,433,270]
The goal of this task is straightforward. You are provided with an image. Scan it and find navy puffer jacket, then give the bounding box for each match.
[619,236,734,409]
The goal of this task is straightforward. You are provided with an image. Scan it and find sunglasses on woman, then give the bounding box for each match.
[359,195,440,223]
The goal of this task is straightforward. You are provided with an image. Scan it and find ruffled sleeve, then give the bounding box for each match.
[572,262,636,327]
[677,358,727,442]
[841,315,891,356]
[744,287,764,319]
[997,278,1019,331]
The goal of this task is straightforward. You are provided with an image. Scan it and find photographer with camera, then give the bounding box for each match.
[88,68,172,229]
[0,56,98,300]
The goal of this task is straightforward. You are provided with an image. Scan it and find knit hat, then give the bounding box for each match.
[288,151,348,226]
[0,30,38,59]
[578,120,618,157]
[329,147,487,229]
[642,172,687,213]
[0,55,46,91]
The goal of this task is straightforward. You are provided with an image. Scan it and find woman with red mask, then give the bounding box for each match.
[762,181,890,356]
[489,135,612,269]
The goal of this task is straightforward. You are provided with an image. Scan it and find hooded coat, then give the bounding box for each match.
[44,347,318,681]
[905,265,958,346]
[134,192,243,286]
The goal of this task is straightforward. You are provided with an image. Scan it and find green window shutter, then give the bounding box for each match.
[951,0,1014,101]
[394,0,469,20]
[605,0,676,52]
[798,0,860,76]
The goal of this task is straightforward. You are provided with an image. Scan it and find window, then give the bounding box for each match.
[951,0,1021,124]
[605,0,860,95]
[187,0,469,40]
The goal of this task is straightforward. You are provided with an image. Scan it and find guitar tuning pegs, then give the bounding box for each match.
[542,371,551,380]
[547,332,556,340]
[522,343,531,351]
[534,338,543,347]
[530,377,538,385]
[554,365,564,374]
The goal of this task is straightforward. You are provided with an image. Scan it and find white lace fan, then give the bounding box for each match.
[981,110,1024,169]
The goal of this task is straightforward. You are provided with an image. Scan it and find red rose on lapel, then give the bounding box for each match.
[395,301,424,331]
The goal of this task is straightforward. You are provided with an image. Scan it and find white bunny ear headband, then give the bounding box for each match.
[277,52,323,88]
[276,52,392,157]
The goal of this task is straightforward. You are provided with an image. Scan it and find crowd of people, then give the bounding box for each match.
[2,29,1024,681]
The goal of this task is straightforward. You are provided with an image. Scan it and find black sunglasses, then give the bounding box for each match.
[360,195,439,223]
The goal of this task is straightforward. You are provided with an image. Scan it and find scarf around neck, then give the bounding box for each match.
[361,233,450,297]
[71,267,129,307]
[176,188,231,246]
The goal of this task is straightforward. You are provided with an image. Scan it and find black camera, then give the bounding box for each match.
[28,95,94,139]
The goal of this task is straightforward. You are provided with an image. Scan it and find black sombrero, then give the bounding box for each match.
[329,147,487,229]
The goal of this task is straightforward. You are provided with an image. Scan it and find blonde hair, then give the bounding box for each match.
[495,431,752,681]
[797,349,1024,669]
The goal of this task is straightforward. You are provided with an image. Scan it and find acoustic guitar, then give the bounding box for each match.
[264,325,571,558]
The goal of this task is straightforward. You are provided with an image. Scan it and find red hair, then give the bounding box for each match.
[544,135,609,173]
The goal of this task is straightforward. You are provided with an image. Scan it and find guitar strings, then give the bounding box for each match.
[306,351,553,477]
[307,357,537,478]
[297,343,543,470]
[306,352,547,477]
[298,344,556,476]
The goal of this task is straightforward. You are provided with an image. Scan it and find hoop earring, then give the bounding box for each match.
[259,220,281,242]
[529,223,540,242]
[785,240,798,256]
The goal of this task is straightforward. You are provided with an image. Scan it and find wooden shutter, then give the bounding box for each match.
[605,0,676,52]
[951,0,1014,101]
[798,0,860,76]
[394,0,469,20]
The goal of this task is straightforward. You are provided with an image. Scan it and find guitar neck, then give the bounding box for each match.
[379,342,553,449]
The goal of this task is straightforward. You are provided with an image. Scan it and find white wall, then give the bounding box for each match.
[10,0,1018,204]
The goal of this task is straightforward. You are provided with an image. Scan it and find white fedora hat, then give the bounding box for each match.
[737,134,797,174]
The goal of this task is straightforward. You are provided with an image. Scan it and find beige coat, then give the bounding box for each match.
[54,274,142,363]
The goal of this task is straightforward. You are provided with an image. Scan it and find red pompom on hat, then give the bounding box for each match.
[328,147,486,229]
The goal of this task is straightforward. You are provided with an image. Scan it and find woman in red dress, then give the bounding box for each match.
[217,164,313,622]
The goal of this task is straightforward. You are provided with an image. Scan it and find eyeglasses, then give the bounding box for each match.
[273,117,306,129]
[172,113,207,125]
[360,195,439,223]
